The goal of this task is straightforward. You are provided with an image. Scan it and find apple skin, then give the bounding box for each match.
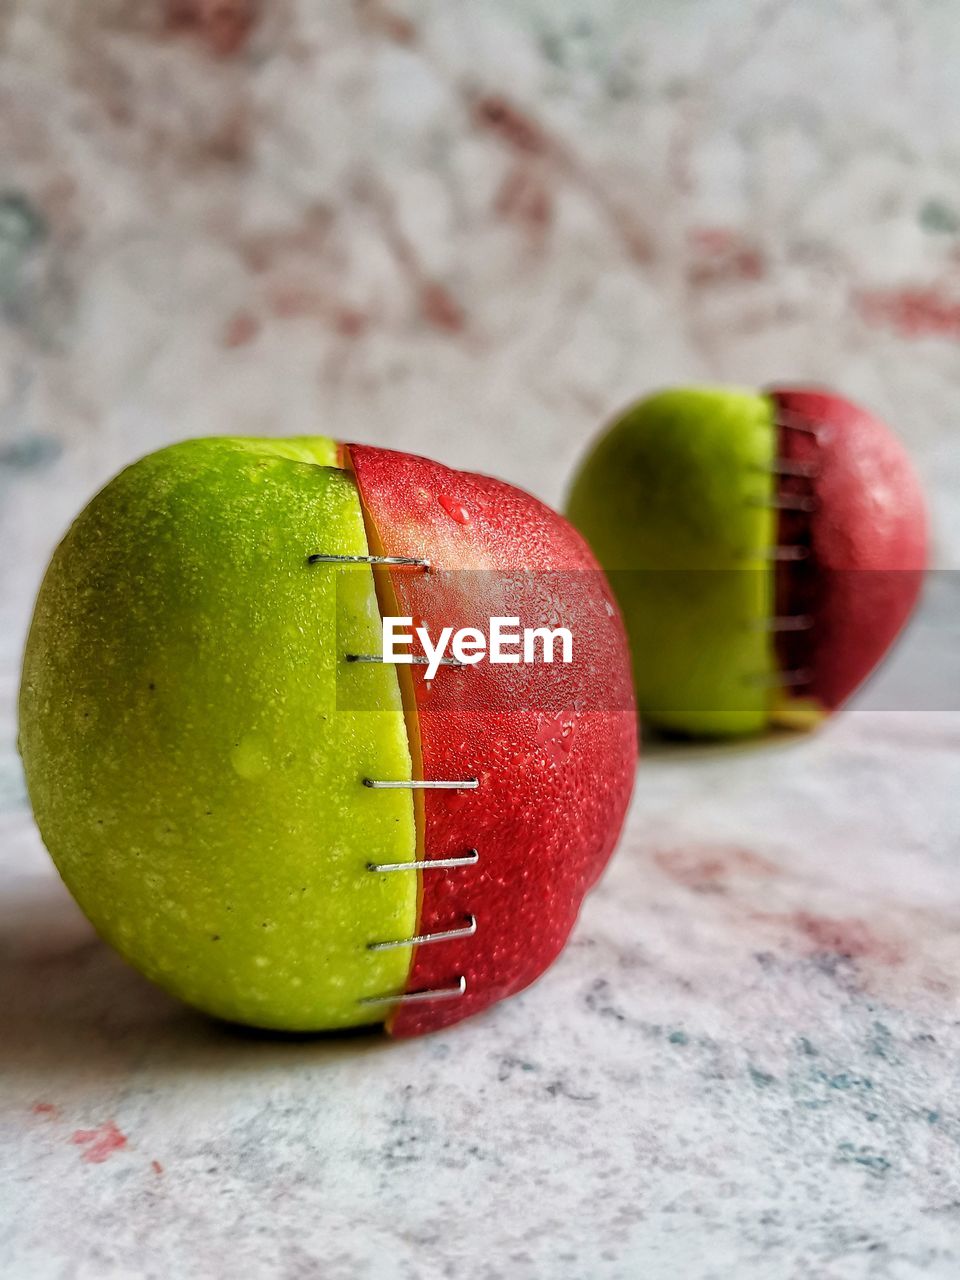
[18,437,420,1031]
[768,388,928,720]
[350,444,638,1036]
[566,386,928,738]
[566,388,778,737]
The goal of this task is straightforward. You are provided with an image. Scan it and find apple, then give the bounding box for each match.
[19,437,637,1036]
[566,386,927,737]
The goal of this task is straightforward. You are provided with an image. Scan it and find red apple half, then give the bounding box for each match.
[349,445,638,1035]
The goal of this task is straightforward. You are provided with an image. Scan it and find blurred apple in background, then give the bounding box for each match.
[19,438,636,1036]
[567,387,928,738]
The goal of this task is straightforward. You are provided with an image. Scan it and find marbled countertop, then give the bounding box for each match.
[2,2,960,1277]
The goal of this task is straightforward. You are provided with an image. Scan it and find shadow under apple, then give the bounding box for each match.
[640,720,818,761]
[0,871,393,1086]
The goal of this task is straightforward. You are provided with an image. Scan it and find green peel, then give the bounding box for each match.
[19,437,418,1030]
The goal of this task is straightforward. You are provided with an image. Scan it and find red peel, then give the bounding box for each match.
[349,445,637,1035]
[769,388,928,714]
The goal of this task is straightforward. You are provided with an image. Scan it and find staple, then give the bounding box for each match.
[363,777,480,790]
[368,849,480,873]
[307,553,430,570]
[346,653,464,667]
[359,975,467,1006]
[766,545,810,561]
[774,411,820,438]
[750,494,817,513]
[367,915,477,953]
[750,615,815,633]
[770,458,820,479]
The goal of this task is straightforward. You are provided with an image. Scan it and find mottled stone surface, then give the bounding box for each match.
[1,2,959,1276]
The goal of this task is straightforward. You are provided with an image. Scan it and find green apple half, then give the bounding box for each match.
[19,438,418,1030]
[567,388,777,736]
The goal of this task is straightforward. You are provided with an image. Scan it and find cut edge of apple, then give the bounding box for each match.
[265,435,425,1027]
[341,442,426,1034]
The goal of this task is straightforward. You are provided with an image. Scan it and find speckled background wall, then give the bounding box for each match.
[2,3,960,1278]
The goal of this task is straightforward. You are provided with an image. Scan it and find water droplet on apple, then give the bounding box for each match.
[444,786,471,812]
[438,494,471,524]
[536,704,578,762]
[155,821,182,847]
[230,733,270,780]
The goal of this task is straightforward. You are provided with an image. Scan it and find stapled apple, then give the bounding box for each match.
[566,387,928,737]
[19,437,636,1036]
